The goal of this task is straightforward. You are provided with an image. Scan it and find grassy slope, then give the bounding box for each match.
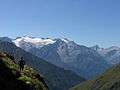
[0,52,48,90]
[70,63,120,90]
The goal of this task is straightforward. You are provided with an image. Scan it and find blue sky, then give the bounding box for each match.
[0,0,120,48]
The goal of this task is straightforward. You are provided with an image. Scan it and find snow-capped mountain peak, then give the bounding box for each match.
[61,38,70,43]
[13,36,56,50]
[12,36,77,52]
[90,45,104,51]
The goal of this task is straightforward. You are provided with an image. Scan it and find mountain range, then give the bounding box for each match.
[12,36,111,79]
[1,36,120,90]
[91,45,120,65]
[0,38,85,90]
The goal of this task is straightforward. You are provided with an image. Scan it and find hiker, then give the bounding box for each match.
[18,57,25,72]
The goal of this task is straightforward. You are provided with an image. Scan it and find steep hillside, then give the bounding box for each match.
[13,37,110,79]
[0,52,48,90]
[70,63,120,90]
[0,40,85,90]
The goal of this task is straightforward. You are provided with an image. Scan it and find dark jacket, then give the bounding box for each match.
[18,59,25,66]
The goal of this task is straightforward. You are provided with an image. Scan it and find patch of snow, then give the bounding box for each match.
[13,36,56,48]
[61,39,69,43]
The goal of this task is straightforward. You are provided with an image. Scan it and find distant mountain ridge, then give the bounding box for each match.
[90,45,120,65]
[0,37,13,43]
[90,45,104,51]
[97,46,120,65]
[12,36,111,79]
